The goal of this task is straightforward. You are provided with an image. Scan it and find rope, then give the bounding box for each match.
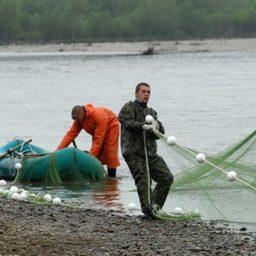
[154,130,256,192]
[143,130,199,221]
[48,153,62,185]
[143,131,152,206]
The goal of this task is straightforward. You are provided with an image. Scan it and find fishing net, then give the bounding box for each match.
[14,148,106,184]
[157,130,256,191]
[156,129,256,222]
[14,153,62,184]
[0,140,106,184]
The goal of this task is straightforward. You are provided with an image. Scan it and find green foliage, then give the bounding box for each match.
[0,0,256,43]
[0,0,21,40]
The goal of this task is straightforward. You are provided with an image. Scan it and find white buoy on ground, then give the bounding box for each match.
[196,153,206,163]
[227,171,237,181]
[52,197,61,205]
[145,115,154,124]
[0,180,7,186]
[10,186,19,193]
[20,192,28,200]
[193,209,201,216]
[173,207,183,215]
[15,162,22,170]
[43,194,52,202]
[11,192,20,200]
[128,202,137,210]
[167,136,176,146]
[19,189,28,194]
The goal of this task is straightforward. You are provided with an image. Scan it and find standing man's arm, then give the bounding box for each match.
[148,119,165,140]
[57,121,82,150]
[118,103,144,131]
[149,109,165,139]
[157,119,165,134]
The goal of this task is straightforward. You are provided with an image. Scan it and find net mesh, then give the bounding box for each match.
[157,130,256,191]
[13,148,106,184]
[156,130,256,222]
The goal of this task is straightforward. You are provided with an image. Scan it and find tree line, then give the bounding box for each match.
[0,0,256,43]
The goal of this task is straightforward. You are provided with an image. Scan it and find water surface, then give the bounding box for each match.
[1,50,256,224]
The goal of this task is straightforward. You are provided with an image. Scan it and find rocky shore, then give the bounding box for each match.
[0,198,255,256]
[1,38,256,54]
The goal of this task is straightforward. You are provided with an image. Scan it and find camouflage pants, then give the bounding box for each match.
[124,154,174,214]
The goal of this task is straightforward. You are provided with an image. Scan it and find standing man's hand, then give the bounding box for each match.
[142,120,159,132]
[142,124,154,131]
[153,120,160,131]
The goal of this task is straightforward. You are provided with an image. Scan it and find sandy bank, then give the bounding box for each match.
[0,38,256,54]
[0,198,255,255]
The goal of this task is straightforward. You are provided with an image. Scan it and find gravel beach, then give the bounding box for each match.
[1,38,256,54]
[0,198,255,256]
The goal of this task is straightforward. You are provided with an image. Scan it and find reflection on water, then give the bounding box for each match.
[1,51,256,224]
[92,178,123,209]
[21,178,124,210]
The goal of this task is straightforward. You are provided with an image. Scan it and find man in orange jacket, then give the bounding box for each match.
[57,104,120,177]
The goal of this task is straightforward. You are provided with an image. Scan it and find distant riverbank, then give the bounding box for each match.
[1,38,256,55]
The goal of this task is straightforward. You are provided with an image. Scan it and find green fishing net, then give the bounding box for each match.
[157,130,256,191]
[156,130,256,222]
[14,148,106,184]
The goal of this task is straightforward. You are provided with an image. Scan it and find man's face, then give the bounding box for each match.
[136,85,151,103]
[72,108,84,123]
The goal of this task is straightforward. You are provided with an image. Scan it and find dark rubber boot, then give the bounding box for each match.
[107,168,116,178]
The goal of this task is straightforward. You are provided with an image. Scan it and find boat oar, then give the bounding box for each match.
[72,139,90,153]
[0,139,32,160]
[72,140,77,148]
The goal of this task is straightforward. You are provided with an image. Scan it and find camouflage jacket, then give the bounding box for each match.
[118,99,164,157]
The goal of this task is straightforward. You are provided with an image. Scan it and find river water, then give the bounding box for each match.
[0,50,256,225]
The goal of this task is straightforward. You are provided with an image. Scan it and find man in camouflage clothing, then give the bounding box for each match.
[118,82,173,218]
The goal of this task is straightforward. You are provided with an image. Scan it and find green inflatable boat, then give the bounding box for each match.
[0,139,106,184]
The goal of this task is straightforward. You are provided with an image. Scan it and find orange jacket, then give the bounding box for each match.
[57,104,120,168]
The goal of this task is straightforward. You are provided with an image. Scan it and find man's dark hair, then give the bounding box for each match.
[135,82,150,93]
[71,105,85,120]
[71,105,84,115]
